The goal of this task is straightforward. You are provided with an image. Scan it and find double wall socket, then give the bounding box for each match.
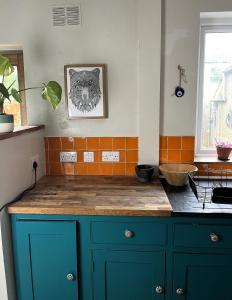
[102,151,120,162]
[60,152,77,163]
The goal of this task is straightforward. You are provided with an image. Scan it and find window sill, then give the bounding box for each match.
[194,156,232,164]
[0,125,45,141]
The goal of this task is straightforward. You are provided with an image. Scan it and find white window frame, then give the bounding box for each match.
[195,24,232,157]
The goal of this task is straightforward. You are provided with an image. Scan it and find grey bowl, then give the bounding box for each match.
[135,164,155,183]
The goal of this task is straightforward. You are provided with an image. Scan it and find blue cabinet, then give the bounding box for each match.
[173,253,232,300]
[11,215,232,300]
[13,221,79,300]
[93,250,165,300]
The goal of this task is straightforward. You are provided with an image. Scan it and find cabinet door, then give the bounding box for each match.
[173,253,232,300]
[14,221,78,300]
[93,250,165,300]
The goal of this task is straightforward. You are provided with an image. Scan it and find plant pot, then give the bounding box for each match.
[216,146,232,161]
[0,114,14,134]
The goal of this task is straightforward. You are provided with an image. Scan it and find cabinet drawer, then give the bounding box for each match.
[174,223,232,249]
[91,221,167,245]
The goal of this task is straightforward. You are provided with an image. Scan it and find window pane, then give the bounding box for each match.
[0,66,21,127]
[201,32,232,150]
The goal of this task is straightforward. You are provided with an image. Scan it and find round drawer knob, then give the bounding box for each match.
[176,288,185,295]
[66,273,75,281]
[210,233,219,242]
[124,229,134,239]
[155,285,165,294]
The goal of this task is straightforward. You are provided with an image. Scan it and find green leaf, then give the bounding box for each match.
[42,81,62,110]
[0,83,10,99]
[11,88,22,103]
[0,55,14,76]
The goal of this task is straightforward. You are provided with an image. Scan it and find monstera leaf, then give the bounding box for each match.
[42,81,62,110]
[0,55,14,76]
[0,83,10,100]
[11,88,22,103]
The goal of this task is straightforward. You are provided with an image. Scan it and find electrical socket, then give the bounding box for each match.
[84,152,94,162]
[60,151,77,163]
[102,151,120,162]
[31,154,39,169]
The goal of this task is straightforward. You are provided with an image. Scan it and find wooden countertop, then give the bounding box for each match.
[8,176,172,216]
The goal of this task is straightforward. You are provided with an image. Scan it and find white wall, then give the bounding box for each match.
[161,0,232,136]
[137,0,161,164]
[0,129,45,300]
[0,0,161,164]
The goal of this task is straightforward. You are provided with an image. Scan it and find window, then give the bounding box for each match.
[196,25,232,155]
[0,51,27,126]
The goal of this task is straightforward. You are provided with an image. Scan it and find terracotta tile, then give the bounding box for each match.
[167,150,181,163]
[92,150,100,162]
[181,150,194,163]
[61,137,74,150]
[126,150,138,163]
[48,137,61,149]
[77,151,84,163]
[87,138,99,150]
[119,150,126,162]
[45,148,49,163]
[88,163,100,175]
[74,163,88,175]
[182,136,195,150]
[126,137,138,149]
[159,150,168,164]
[160,136,167,150]
[46,163,50,175]
[113,137,126,150]
[74,137,86,150]
[126,163,137,176]
[49,163,62,175]
[49,150,60,162]
[167,137,181,150]
[113,163,126,175]
[99,137,113,149]
[62,163,74,175]
[99,163,113,175]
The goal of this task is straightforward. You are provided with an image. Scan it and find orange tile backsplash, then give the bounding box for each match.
[160,136,195,164]
[159,136,232,175]
[45,137,138,176]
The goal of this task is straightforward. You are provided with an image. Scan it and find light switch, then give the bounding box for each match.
[84,152,94,162]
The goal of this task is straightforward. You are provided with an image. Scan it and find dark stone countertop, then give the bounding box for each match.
[161,179,232,217]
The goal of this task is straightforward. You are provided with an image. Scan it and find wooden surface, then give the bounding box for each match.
[8,176,172,216]
[0,125,44,141]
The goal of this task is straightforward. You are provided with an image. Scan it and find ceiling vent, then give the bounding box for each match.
[52,4,81,27]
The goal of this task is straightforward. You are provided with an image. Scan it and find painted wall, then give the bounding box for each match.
[160,0,232,136]
[0,129,45,300]
[0,0,161,164]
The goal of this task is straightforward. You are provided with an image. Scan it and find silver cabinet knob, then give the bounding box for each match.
[66,273,75,281]
[124,229,134,239]
[210,232,219,242]
[155,285,165,294]
[176,288,185,295]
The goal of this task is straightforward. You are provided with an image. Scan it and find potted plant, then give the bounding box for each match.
[215,140,232,161]
[0,54,62,133]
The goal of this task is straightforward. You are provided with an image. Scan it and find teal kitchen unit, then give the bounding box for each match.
[11,214,232,300]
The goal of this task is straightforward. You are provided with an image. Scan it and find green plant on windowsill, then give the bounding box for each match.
[0,54,62,133]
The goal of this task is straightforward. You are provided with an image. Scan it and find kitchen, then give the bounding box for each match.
[1,0,232,299]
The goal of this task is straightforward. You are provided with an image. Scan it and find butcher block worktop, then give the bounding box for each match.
[8,176,172,216]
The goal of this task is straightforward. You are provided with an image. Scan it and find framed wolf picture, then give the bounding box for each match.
[64,64,107,119]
